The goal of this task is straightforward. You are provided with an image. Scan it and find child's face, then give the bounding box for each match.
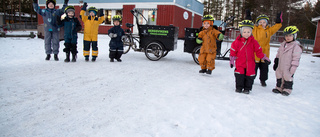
[203,22,210,29]
[241,28,252,39]
[67,12,74,18]
[89,11,95,16]
[47,3,55,9]
[285,34,294,42]
[258,20,267,28]
[114,21,120,26]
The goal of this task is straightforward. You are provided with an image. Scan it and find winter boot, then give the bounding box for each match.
[282,91,290,96]
[199,69,207,73]
[64,53,70,62]
[92,56,96,62]
[85,56,89,62]
[243,89,250,94]
[272,88,281,94]
[116,58,122,62]
[45,54,51,60]
[206,70,212,75]
[110,58,114,62]
[71,54,77,62]
[235,88,242,93]
[261,80,267,87]
[54,54,59,61]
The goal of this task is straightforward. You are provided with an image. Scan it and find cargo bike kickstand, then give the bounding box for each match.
[122,9,179,61]
[184,16,235,64]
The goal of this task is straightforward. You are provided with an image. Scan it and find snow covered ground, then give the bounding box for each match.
[1,31,320,137]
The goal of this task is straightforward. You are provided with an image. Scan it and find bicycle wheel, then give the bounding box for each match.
[122,35,131,54]
[144,42,164,61]
[192,46,201,65]
[162,50,170,58]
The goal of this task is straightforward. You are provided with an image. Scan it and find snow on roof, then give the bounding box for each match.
[312,16,320,22]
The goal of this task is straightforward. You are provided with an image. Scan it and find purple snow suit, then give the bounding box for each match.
[275,40,302,94]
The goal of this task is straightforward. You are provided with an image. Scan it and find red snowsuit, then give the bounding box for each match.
[230,35,265,76]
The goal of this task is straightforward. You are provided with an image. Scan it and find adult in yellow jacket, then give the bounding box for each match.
[247,11,282,86]
[196,15,224,75]
[80,3,105,62]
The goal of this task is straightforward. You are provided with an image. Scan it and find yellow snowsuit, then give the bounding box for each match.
[253,23,282,62]
[80,10,105,57]
[198,26,221,71]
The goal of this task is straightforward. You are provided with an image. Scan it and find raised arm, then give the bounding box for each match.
[33,0,46,16]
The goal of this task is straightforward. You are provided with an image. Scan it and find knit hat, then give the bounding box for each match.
[46,0,56,8]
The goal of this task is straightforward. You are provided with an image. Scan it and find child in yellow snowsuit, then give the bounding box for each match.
[80,3,105,62]
[196,15,224,75]
[246,10,282,86]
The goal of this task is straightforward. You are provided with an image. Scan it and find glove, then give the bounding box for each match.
[99,9,104,17]
[81,2,88,11]
[276,11,283,23]
[108,33,117,38]
[61,13,67,20]
[230,56,236,68]
[196,38,203,44]
[218,33,224,41]
[33,0,37,3]
[273,58,279,71]
[261,54,271,65]
[64,0,69,5]
[245,9,252,20]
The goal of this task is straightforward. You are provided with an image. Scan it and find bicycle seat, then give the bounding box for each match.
[126,23,134,28]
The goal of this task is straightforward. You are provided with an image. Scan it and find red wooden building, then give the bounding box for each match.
[36,0,204,38]
[312,16,320,56]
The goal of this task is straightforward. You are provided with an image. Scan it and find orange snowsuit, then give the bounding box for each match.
[253,23,282,62]
[197,26,221,70]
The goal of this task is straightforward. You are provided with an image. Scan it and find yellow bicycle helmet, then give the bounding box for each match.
[88,7,98,14]
[239,20,254,29]
[256,14,269,23]
[284,26,299,35]
[112,15,122,22]
[202,15,214,21]
[64,6,75,14]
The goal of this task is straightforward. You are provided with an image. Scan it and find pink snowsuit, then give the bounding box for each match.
[275,41,302,94]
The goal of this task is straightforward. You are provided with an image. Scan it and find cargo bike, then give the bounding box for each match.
[122,9,179,61]
[183,16,235,64]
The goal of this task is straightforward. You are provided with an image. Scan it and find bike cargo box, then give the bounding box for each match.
[184,28,201,53]
[138,25,179,51]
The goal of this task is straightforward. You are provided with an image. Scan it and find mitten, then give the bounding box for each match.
[262,54,271,65]
[99,9,104,17]
[64,0,69,5]
[61,13,67,20]
[276,11,283,23]
[196,38,203,44]
[81,2,88,11]
[218,33,224,41]
[230,56,236,68]
[273,58,279,71]
[245,9,252,20]
[33,0,37,3]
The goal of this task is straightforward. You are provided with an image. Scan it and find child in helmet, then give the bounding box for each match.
[245,10,283,87]
[272,26,302,96]
[33,0,69,61]
[196,15,224,75]
[57,6,82,62]
[80,2,105,62]
[108,15,125,62]
[230,20,270,94]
